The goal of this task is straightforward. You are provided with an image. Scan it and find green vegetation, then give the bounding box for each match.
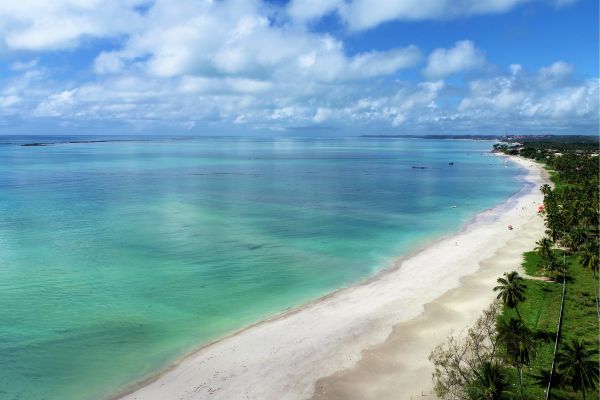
[498,250,597,399]
[494,271,527,321]
[493,135,599,158]
[431,137,599,399]
[557,339,599,399]
[497,316,538,399]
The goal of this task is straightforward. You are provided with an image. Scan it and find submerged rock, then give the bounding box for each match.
[20,143,49,147]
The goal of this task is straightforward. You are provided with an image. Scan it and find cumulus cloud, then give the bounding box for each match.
[0,0,595,134]
[5,59,596,134]
[33,89,77,117]
[347,47,422,78]
[537,61,574,88]
[423,40,485,79]
[458,62,598,127]
[93,0,420,83]
[0,0,148,51]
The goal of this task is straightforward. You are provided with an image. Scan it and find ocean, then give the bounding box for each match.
[0,136,522,400]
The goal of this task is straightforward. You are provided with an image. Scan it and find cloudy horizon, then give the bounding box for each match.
[0,0,598,135]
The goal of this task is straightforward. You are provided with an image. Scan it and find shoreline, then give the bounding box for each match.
[310,156,550,399]
[115,155,549,400]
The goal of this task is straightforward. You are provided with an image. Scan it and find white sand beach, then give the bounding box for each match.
[117,156,549,400]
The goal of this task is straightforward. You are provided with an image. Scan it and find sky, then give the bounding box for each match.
[0,0,598,136]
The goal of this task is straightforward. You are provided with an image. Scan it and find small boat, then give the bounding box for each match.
[411,166,427,169]
[448,162,454,166]
[508,224,513,230]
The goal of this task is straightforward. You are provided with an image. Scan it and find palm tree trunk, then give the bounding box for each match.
[582,387,586,400]
[515,306,522,321]
[518,367,524,400]
[593,270,599,320]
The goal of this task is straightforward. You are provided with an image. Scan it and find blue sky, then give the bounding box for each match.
[0,0,597,135]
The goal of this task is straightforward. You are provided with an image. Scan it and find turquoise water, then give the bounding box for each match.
[0,137,522,400]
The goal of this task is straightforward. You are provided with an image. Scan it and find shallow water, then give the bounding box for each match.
[0,136,521,400]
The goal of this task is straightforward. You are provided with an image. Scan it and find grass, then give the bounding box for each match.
[522,252,544,276]
[503,164,597,399]
[542,166,572,191]
[498,250,598,399]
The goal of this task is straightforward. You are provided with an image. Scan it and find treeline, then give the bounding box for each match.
[521,138,598,400]
[496,135,599,154]
[496,136,599,254]
[494,137,598,154]
[431,138,599,399]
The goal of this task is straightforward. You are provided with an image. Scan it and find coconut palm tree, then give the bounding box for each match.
[568,226,588,251]
[536,236,566,276]
[531,368,561,391]
[579,240,600,318]
[580,241,599,276]
[497,318,538,400]
[562,233,575,252]
[466,361,511,400]
[535,236,552,259]
[543,195,565,244]
[540,184,552,196]
[556,339,599,400]
[494,271,527,320]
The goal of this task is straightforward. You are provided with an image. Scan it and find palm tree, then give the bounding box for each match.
[466,361,511,400]
[568,226,587,251]
[497,318,538,400]
[580,241,599,276]
[562,233,576,252]
[540,184,552,196]
[556,339,599,400]
[535,237,553,258]
[494,271,527,320]
[536,236,566,276]
[579,240,600,318]
[543,195,565,244]
[531,368,562,390]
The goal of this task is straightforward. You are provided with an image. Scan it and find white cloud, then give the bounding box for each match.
[10,60,596,134]
[177,76,273,94]
[347,47,422,79]
[538,61,573,79]
[93,52,125,74]
[0,1,594,134]
[33,89,77,117]
[458,62,598,125]
[525,83,597,118]
[423,40,485,79]
[0,0,575,57]
[9,59,38,71]
[287,0,341,23]
[0,95,21,108]
[0,0,148,50]
[509,64,522,75]
[287,0,535,31]
[537,61,574,88]
[313,107,333,123]
[90,0,420,85]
